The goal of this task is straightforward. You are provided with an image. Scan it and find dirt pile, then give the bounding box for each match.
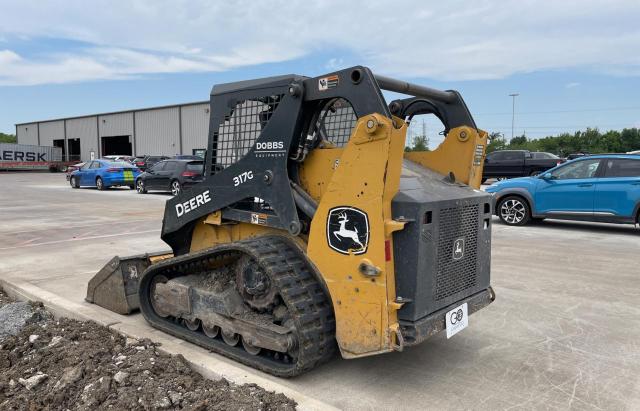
[0,292,296,410]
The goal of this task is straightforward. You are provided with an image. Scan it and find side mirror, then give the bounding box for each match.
[541,173,553,180]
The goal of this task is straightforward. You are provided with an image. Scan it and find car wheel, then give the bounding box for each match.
[171,180,181,196]
[136,179,147,194]
[70,176,79,189]
[96,177,106,191]
[529,170,541,176]
[498,196,531,226]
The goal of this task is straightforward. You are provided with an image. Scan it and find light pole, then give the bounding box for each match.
[509,93,519,141]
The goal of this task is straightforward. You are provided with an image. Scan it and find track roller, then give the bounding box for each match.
[242,338,262,355]
[183,318,201,331]
[203,323,220,338]
[221,329,240,346]
[137,235,336,377]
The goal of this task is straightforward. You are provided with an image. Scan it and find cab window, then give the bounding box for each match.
[551,159,600,180]
[489,151,523,161]
[151,162,166,172]
[164,161,178,172]
[90,161,102,169]
[604,159,640,177]
[533,152,559,159]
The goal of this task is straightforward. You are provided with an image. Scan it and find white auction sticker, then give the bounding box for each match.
[445,302,468,339]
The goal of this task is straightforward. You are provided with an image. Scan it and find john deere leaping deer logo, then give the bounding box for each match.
[453,237,465,260]
[327,206,369,255]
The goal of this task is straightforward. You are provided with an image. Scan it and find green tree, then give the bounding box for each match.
[0,132,16,143]
[405,135,429,152]
[509,135,528,147]
[620,128,640,152]
[486,132,506,153]
[484,127,640,156]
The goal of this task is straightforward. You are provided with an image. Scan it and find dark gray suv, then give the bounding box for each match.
[135,159,204,196]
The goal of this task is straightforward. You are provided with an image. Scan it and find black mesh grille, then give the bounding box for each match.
[435,204,479,301]
[317,98,357,147]
[211,95,283,174]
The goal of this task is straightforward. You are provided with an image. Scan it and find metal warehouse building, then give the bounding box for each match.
[15,101,210,162]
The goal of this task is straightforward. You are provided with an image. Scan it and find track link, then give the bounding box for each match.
[138,235,336,377]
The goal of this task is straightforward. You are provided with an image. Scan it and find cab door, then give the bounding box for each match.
[534,158,602,216]
[145,161,166,189]
[157,161,178,190]
[484,151,524,178]
[483,152,500,177]
[86,160,102,186]
[594,158,640,219]
[77,161,92,185]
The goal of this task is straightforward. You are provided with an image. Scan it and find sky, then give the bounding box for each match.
[1,0,639,149]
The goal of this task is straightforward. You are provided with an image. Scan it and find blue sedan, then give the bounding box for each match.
[69,160,141,190]
[486,154,640,226]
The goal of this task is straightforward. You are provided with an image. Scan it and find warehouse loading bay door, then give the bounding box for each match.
[102,135,132,156]
[67,139,81,162]
[53,139,66,160]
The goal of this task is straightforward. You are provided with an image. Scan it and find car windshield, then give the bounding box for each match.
[186,162,204,173]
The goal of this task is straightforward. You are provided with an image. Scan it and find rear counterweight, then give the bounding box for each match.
[392,160,493,322]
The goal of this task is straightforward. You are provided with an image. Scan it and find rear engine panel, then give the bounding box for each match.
[392,160,492,324]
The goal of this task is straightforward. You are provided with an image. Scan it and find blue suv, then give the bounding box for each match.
[486,154,640,226]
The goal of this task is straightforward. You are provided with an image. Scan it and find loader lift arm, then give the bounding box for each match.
[87,66,493,377]
[161,66,484,256]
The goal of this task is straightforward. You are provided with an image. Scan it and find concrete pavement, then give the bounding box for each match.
[1,172,639,410]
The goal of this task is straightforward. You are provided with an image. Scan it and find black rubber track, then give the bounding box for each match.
[138,235,336,377]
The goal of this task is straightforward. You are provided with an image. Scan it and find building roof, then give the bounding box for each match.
[15,100,210,126]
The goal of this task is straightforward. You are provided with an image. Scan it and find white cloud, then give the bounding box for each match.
[565,82,580,88]
[0,0,639,85]
[325,58,345,71]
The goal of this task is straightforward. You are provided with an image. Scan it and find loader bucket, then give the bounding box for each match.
[85,252,173,315]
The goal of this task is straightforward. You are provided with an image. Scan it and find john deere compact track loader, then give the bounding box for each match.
[86,66,495,377]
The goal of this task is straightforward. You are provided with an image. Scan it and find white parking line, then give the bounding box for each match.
[0,218,158,235]
[0,229,161,250]
[15,237,42,247]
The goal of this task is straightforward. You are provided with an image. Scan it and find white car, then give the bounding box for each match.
[627,150,640,155]
[102,155,134,162]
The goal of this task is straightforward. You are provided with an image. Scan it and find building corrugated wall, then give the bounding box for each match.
[16,123,39,145]
[16,101,211,160]
[66,117,98,161]
[181,103,210,155]
[38,121,65,147]
[98,112,133,137]
[135,107,180,155]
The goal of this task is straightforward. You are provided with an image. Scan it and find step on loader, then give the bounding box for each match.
[86,66,495,377]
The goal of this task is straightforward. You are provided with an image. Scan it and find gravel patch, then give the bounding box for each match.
[0,301,41,341]
[0,290,297,410]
